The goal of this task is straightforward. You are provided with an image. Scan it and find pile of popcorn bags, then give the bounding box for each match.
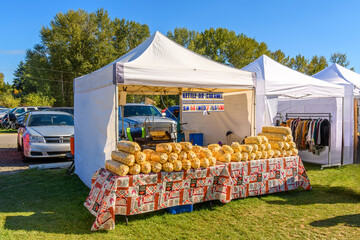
[105,126,298,176]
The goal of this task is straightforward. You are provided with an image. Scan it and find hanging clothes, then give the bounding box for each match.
[286,118,330,155]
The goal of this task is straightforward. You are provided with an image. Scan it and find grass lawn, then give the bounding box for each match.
[0,129,17,134]
[0,163,359,240]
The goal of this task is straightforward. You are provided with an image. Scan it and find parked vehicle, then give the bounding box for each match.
[0,108,10,118]
[17,111,74,161]
[45,107,74,116]
[163,105,180,121]
[119,103,177,140]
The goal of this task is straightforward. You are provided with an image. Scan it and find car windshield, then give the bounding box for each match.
[28,114,74,127]
[122,105,162,117]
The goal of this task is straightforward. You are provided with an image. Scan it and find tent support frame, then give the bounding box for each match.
[285,113,340,170]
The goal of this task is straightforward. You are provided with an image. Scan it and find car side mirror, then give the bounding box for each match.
[162,112,166,117]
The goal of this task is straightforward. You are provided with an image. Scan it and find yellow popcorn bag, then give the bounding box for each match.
[222,145,234,154]
[168,153,179,163]
[117,140,141,154]
[192,145,203,153]
[267,150,275,158]
[262,126,292,135]
[286,135,293,142]
[231,152,242,162]
[112,151,135,166]
[129,164,141,175]
[149,161,162,173]
[105,160,129,176]
[231,142,242,153]
[162,162,174,172]
[249,152,256,161]
[255,151,262,160]
[273,150,281,158]
[200,158,210,168]
[245,136,263,145]
[170,143,182,154]
[200,148,212,159]
[150,152,168,163]
[259,135,269,143]
[179,142,193,152]
[140,161,151,174]
[265,143,272,151]
[258,144,266,151]
[240,144,254,153]
[135,152,146,164]
[261,151,268,159]
[291,148,298,156]
[242,152,249,161]
[286,150,292,157]
[268,141,284,150]
[218,153,231,163]
[208,144,220,150]
[209,157,217,166]
[187,151,197,160]
[258,132,287,141]
[283,142,290,150]
[289,142,296,149]
[191,158,201,169]
[249,144,259,152]
[156,143,172,154]
[173,160,182,171]
[142,149,155,161]
[245,136,262,144]
[280,150,287,157]
[179,151,188,161]
[182,160,192,170]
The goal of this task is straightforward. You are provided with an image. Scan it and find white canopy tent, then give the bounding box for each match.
[242,55,345,166]
[74,31,256,187]
[313,63,360,164]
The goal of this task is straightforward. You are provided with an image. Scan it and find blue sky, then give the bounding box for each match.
[1,0,359,83]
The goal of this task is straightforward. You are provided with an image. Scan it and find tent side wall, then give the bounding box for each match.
[182,91,254,145]
[74,80,117,188]
[277,97,343,165]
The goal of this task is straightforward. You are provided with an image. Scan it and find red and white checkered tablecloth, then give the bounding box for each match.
[84,156,311,231]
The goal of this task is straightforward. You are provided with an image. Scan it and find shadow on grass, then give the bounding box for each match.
[261,185,360,206]
[310,214,360,228]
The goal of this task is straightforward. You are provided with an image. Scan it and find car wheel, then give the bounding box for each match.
[17,140,21,151]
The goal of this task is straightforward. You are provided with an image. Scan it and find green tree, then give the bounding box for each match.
[21,92,55,106]
[330,52,350,67]
[289,54,308,73]
[306,55,328,75]
[270,50,290,65]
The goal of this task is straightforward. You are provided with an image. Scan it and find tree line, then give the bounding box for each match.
[1,8,354,108]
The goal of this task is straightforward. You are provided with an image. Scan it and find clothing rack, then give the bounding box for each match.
[285,113,340,170]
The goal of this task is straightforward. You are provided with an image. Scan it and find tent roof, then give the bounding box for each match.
[242,55,344,98]
[313,63,360,89]
[75,31,255,94]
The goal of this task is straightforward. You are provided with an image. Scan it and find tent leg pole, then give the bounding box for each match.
[115,84,119,144]
[252,88,256,136]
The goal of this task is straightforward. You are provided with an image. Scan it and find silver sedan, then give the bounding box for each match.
[17,111,74,161]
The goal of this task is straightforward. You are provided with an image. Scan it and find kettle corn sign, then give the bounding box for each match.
[182,91,225,113]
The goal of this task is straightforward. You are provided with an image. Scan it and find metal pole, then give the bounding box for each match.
[115,84,119,143]
[328,113,331,167]
[252,88,256,136]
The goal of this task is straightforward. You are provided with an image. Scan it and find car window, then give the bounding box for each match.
[123,106,162,117]
[27,108,36,111]
[37,107,49,110]
[28,114,74,127]
[15,108,25,114]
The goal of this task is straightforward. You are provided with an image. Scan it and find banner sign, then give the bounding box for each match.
[182,103,225,112]
[182,92,224,101]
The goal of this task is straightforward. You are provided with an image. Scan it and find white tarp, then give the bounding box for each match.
[242,55,344,134]
[74,31,255,187]
[313,63,360,164]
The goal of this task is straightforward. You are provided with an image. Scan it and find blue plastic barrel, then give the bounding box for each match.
[177,132,185,142]
[189,133,203,146]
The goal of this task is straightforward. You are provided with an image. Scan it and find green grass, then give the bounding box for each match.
[0,129,17,134]
[0,164,359,240]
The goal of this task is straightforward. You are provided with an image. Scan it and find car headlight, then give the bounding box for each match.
[29,135,45,143]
